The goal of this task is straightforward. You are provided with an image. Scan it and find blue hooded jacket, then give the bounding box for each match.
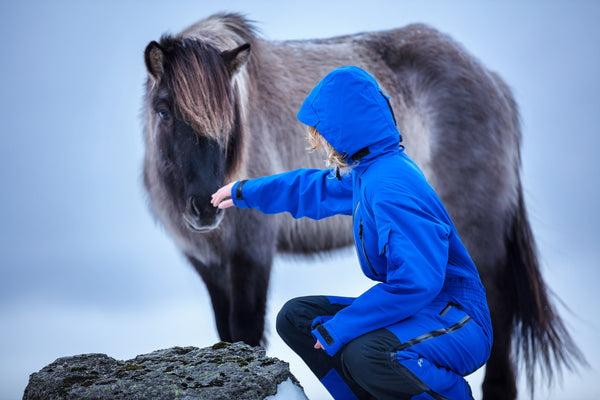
[232,66,492,356]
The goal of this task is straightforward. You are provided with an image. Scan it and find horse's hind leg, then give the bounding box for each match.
[228,247,272,346]
[482,274,517,400]
[188,256,233,342]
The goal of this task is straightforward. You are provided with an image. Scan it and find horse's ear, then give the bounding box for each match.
[221,43,251,76]
[145,41,165,82]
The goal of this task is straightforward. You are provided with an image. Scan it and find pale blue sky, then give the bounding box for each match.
[1,1,599,399]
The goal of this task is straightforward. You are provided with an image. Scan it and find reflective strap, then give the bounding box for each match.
[395,315,472,352]
[439,302,460,317]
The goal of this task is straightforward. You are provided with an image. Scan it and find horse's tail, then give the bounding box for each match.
[506,185,586,393]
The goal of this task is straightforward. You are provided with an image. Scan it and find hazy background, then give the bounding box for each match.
[1,1,598,399]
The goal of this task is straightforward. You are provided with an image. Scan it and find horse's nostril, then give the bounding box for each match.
[189,197,202,218]
[189,196,218,220]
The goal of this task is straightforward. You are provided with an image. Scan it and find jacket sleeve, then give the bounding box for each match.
[231,168,353,219]
[311,185,450,356]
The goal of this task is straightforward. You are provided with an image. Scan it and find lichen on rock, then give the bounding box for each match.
[23,342,307,400]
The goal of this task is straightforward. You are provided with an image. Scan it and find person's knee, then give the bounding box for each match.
[276,298,300,338]
[276,296,318,339]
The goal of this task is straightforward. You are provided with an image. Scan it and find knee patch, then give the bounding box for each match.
[395,350,473,400]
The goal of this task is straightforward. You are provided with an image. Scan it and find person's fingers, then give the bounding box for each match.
[211,193,220,207]
[211,182,235,207]
[217,199,234,209]
[211,190,225,207]
[210,190,221,207]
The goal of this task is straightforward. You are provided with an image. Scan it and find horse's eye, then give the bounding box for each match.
[158,108,171,121]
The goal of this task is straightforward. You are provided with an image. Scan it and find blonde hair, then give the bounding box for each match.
[306,126,352,175]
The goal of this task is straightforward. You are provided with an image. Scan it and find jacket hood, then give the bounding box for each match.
[297,66,402,165]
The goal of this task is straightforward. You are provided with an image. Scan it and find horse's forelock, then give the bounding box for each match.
[161,37,235,143]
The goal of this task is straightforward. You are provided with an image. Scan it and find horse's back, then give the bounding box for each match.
[354,25,521,269]
[252,25,521,261]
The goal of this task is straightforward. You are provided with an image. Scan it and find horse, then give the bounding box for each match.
[141,12,583,399]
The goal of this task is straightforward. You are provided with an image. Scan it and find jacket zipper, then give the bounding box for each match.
[352,200,360,226]
[359,219,378,276]
[354,200,378,277]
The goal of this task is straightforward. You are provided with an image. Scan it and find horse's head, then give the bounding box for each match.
[142,36,250,233]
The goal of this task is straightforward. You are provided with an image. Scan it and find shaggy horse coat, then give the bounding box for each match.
[142,13,582,399]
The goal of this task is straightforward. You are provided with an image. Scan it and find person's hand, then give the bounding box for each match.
[211,182,237,209]
[314,340,324,350]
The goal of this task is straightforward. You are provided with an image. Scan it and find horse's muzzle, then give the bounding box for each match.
[183,196,224,232]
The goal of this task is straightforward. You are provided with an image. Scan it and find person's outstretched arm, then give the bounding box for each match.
[212,168,353,219]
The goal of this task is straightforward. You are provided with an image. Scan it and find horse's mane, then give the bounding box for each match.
[156,13,257,141]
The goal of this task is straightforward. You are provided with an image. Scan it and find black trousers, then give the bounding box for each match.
[277,296,479,400]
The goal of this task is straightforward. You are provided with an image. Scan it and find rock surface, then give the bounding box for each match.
[23,342,307,400]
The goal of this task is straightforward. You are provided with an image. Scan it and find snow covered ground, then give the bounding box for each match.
[265,378,309,400]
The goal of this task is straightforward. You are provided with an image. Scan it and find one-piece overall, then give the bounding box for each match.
[231,66,493,400]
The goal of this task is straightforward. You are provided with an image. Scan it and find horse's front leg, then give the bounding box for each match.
[188,255,233,342]
[228,247,273,346]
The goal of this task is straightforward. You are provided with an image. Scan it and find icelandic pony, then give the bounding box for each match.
[142,13,582,399]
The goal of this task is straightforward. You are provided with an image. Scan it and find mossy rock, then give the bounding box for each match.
[23,342,306,400]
